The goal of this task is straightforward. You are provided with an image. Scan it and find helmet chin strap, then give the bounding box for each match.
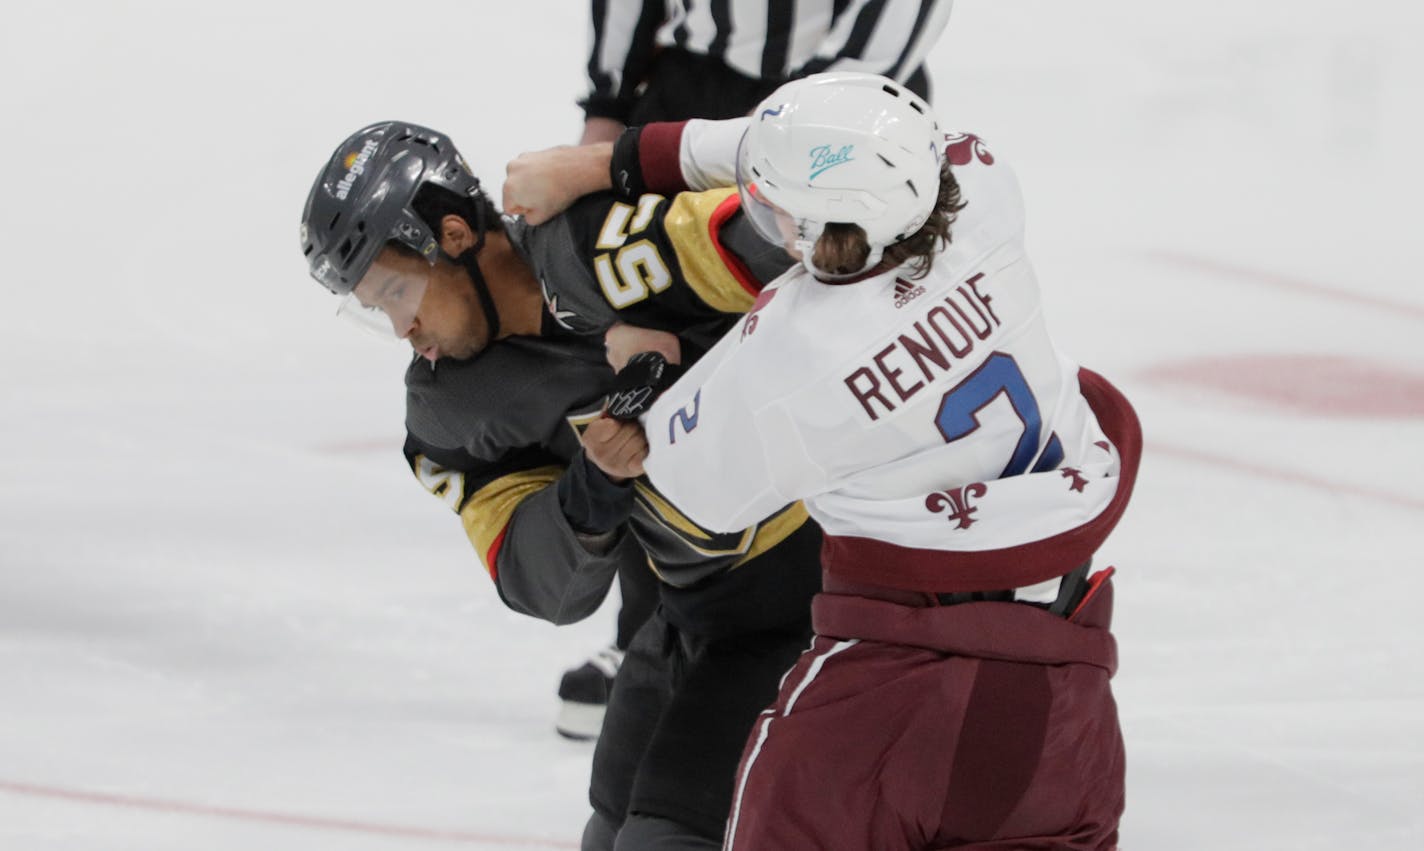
[455,248,501,344]
[450,204,499,344]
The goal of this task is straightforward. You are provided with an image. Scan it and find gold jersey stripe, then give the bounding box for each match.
[732,500,810,569]
[633,480,750,549]
[459,465,564,577]
[635,478,811,566]
[643,500,810,584]
[662,188,759,314]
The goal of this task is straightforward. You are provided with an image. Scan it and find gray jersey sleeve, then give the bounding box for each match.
[493,482,644,624]
[403,339,648,626]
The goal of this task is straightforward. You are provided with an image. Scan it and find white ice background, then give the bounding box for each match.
[1,1,1422,848]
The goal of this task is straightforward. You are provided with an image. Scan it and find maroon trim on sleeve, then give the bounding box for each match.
[706,193,764,297]
[820,368,1142,593]
[638,121,691,194]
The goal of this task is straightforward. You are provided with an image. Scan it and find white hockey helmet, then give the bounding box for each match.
[736,71,944,278]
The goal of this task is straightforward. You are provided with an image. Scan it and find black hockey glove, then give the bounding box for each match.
[605,351,683,421]
[610,125,645,198]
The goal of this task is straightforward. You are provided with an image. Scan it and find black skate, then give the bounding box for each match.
[555,646,623,740]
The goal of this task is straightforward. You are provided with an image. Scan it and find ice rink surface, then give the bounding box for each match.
[2,1,1421,848]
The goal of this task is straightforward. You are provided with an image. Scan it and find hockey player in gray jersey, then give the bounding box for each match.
[298,121,820,850]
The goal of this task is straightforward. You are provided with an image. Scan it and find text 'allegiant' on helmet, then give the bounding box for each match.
[299,121,482,296]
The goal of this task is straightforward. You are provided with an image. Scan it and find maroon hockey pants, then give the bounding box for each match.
[723,578,1123,850]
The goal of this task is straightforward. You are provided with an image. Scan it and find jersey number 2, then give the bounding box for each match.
[934,352,1062,478]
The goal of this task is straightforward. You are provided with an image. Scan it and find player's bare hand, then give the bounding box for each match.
[605,322,681,373]
[583,416,648,482]
[503,143,614,226]
[579,117,626,146]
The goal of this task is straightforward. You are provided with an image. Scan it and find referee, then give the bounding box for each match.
[553,0,955,757]
[579,0,956,143]
[554,0,956,747]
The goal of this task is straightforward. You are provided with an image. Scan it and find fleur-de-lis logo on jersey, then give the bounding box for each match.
[925,483,988,530]
[943,132,994,167]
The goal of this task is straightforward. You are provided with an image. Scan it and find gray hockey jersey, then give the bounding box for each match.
[401,187,819,634]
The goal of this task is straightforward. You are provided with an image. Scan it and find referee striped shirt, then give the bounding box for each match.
[585,0,954,120]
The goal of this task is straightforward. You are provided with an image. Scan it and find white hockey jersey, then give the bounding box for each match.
[642,121,1140,593]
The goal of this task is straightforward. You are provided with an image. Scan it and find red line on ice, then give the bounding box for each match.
[1150,441,1424,512]
[1146,250,1424,321]
[1142,354,1424,419]
[0,780,579,848]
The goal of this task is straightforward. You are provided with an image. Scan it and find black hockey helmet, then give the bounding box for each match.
[299,121,485,296]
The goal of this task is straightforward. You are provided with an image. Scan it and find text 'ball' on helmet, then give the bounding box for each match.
[736,72,944,274]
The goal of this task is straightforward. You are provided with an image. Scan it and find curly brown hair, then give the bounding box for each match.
[810,161,967,281]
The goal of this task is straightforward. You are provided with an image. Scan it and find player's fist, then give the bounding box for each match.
[503,143,613,226]
[583,416,648,483]
[605,323,681,372]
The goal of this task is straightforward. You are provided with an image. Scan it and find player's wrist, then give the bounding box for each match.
[576,141,615,196]
[579,117,625,147]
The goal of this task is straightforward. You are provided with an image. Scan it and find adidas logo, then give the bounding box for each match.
[893,277,926,308]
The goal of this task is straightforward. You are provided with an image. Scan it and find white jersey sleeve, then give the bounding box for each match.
[641,296,800,533]
[677,117,749,192]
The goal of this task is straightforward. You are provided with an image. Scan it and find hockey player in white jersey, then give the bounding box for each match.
[505,71,1142,850]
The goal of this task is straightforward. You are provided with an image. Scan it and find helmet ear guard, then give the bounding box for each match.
[391,208,442,260]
